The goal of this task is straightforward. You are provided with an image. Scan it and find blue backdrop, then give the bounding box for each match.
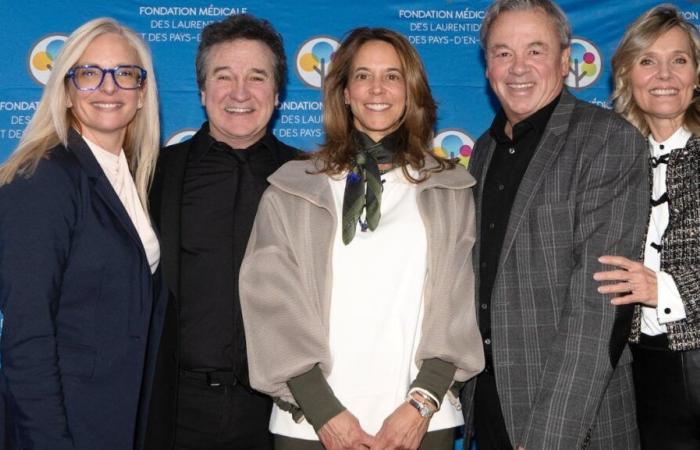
[2,1,698,165]
[0,1,699,448]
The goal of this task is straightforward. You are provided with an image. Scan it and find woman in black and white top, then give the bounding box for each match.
[594,5,700,449]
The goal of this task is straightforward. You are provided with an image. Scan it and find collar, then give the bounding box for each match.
[267,156,475,212]
[82,135,129,186]
[489,92,561,144]
[648,126,692,157]
[73,129,123,163]
[189,121,275,163]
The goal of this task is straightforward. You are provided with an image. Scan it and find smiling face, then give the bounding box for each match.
[630,26,698,139]
[343,40,407,142]
[485,9,570,131]
[201,38,278,149]
[67,32,144,153]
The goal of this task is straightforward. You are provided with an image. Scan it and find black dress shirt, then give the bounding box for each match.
[473,95,561,449]
[479,95,560,367]
[179,129,295,372]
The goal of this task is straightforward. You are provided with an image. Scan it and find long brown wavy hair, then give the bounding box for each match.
[314,27,454,182]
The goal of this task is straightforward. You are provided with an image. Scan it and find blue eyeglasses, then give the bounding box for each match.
[66,65,147,91]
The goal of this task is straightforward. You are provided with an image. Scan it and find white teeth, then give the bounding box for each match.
[649,88,678,96]
[365,103,390,111]
[92,103,121,109]
[225,107,253,113]
[508,83,534,89]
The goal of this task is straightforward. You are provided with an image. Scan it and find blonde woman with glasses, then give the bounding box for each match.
[0,17,165,450]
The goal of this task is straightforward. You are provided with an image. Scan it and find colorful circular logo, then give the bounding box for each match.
[433,129,475,168]
[295,36,340,89]
[165,129,197,146]
[28,34,68,86]
[566,37,602,90]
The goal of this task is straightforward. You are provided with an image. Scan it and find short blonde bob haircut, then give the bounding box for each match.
[0,17,160,207]
[612,4,700,137]
[315,27,454,182]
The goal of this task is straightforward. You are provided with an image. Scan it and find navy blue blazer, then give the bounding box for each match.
[0,129,166,450]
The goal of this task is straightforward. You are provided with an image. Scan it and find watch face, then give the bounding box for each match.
[409,397,434,418]
[420,404,431,417]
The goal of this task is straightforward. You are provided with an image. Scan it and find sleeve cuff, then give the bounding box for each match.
[287,364,345,431]
[409,358,457,407]
[657,271,687,324]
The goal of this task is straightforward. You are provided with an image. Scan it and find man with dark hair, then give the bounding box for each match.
[463,0,648,449]
[145,14,298,450]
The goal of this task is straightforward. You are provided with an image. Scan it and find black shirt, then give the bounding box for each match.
[478,95,561,368]
[179,126,297,372]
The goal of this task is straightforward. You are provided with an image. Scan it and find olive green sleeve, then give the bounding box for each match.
[410,358,458,403]
[287,364,346,431]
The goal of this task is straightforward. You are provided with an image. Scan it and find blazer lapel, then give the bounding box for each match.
[268,159,336,215]
[497,90,575,269]
[470,138,497,275]
[158,142,190,300]
[67,129,147,261]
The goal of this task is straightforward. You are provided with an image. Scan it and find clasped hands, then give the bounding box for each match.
[318,400,430,450]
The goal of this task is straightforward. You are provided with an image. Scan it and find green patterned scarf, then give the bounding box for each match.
[341,130,400,244]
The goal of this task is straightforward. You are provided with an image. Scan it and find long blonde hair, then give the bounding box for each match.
[0,17,160,207]
[612,4,700,136]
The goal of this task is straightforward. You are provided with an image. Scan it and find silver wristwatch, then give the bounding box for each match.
[408,396,435,418]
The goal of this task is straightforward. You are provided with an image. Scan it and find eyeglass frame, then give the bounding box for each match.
[65,64,147,91]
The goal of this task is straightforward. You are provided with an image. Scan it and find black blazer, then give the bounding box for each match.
[0,129,167,450]
[144,124,299,449]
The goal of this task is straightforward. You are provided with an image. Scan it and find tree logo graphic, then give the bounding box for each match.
[295,36,340,89]
[165,129,197,146]
[28,34,68,85]
[566,37,602,90]
[433,129,475,168]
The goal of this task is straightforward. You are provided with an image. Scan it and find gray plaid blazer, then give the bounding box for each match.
[464,90,648,449]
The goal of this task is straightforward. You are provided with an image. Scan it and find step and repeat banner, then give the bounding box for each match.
[2,1,699,165]
[0,2,698,448]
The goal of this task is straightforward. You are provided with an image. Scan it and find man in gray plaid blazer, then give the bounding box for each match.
[463,1,649,449]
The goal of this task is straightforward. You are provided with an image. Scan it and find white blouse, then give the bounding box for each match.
[84,136,160,274]
[640,127,690,336]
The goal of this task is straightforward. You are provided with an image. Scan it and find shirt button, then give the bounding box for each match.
[484,338,492,345]
[489,222,496,229]
[659,144,665,150]
[498,184,505,191]
[481,303,488,310]
[508,147,516,155]
[664,307,671,314]
[480,262,487,268]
